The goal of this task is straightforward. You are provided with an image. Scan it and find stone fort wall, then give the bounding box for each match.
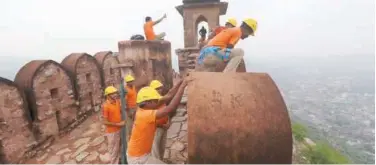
[0,40,175,163]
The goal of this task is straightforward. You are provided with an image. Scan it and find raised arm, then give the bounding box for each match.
[158,79,183,105]
[153,14,167,25]
[207,27,219,40]
[155,79,189,119]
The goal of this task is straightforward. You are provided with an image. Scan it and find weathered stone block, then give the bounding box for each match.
[167,122,181,139]
[0,78,36,164]
[171,141,185,151]
[46,155,61,164]
[14,60,79,139]
[118,40,173,93]
[61,53,103,116]
[85,151,99,162]
[171,116,187,122]
[94,51,121,88]
[35,116,59,139]
[175,48,200,77]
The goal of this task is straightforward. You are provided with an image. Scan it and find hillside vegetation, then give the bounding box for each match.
[292,122,351,164]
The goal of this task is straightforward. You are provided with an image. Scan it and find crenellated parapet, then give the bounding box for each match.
[61,53,103,117]
[0,77,36,163]
[94,51,122,88]
[14,60,79,140]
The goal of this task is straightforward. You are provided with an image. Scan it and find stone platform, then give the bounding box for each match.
[23,94,189,164]
[24,114,111,164]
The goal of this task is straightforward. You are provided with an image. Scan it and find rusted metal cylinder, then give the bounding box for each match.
[187,72,292,164]
[215,58,246,72]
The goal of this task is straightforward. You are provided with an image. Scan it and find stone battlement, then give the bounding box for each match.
[0,40,174,164]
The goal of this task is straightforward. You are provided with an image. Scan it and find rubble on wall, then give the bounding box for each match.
[94,51,121,88]
[118,40,173,93]
[0,77,36,163]
[61,53,103,117]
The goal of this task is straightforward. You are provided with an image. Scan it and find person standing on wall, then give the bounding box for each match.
[144,14,167,40]
[149,79,183,159]
[195,18,258,73]
[126,78,191,164]
[102,86,126,164]
[198,26,207,43]
[123,75,139,142]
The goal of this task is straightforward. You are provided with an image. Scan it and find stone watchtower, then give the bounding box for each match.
[175,0,228,76]
[176,0,228,48]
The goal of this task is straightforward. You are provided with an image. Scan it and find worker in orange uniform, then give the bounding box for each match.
[149,79,183,159]
[207,18,238,41]
[102,86,126,164]
[196,18,258,72]
[124,75,138,142]
[126,78,190,164]
[199,18,237,48]
[144,14,167,40]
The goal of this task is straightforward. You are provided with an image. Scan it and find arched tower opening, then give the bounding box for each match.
[176,0,228,48]
[195,15,209,45]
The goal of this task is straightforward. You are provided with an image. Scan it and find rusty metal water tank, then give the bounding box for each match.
[186,72,293,164]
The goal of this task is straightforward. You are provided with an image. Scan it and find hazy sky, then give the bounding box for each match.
[0,0,374,79]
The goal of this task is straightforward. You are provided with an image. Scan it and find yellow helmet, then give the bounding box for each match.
[124,75,135,82]
[243,18,258,36]
[150,80,163,89]
[104,86,118,96]
[136,87,162,104]
[226,18,237,27]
